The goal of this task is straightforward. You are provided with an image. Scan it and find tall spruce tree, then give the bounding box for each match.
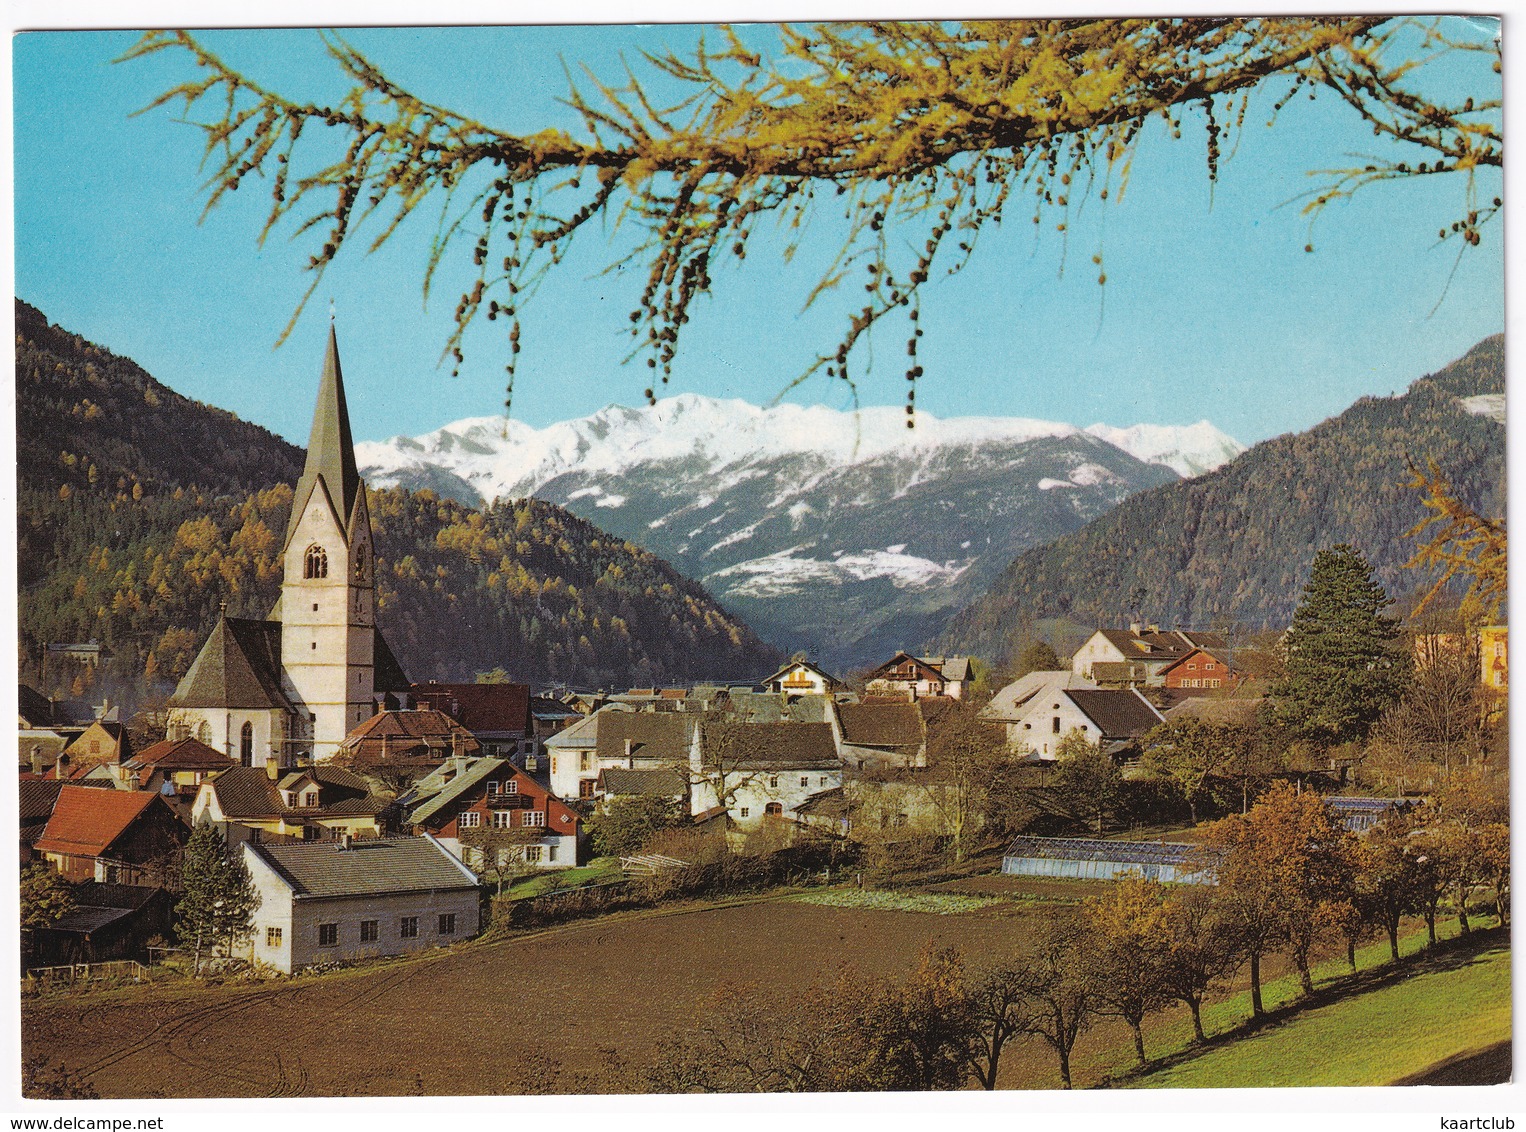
[1273,544,1408,746]
[176,824,259,974]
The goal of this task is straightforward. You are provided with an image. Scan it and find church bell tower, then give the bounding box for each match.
[280,322,378,760]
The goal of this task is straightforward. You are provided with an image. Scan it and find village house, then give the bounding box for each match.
[33,784,188,885]
[761,658,845,696]
[544,709,603,801]
[595,766,689,808]
[20,779,65,866]
[1480,624,1508,691]
[834,702,927,770]
[114,737,238,801]
[999,686,1166,760]
[404,757,581,868]
[190,763,391,846]
[332,709,481,789]
[691,720,842,831]
[1071,628,1230,687]
[1159,647,1243,692]
[243,835,482,974]
[410,682,534,763]
[167,325,411,766]
[19,728,71,777]
[980,670,1097,736]
[62,719,132,768]
[863,652,971,700]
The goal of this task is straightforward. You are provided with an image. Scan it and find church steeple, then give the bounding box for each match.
[285,322,361,549]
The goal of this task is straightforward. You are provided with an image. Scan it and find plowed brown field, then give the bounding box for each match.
[22,895,1064,1098]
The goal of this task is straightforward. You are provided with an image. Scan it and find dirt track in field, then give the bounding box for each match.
[22,896,1057,1098]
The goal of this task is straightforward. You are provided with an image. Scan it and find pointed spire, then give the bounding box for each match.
[286,323,362,547]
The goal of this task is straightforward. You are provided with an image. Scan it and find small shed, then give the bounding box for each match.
[1000,835,1218,885]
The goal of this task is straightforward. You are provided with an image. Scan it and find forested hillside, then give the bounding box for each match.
[16,301,780,699]
[934,336,1505,666]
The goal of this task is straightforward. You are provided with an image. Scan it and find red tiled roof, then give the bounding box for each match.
[410,682,531,734]
[34,786,163,857]
[129,737,238,771]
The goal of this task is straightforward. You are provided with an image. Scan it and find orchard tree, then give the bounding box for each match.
[176,823,259,973]
[128,20,1498,417]
[1203,782,1353,1011]
[919,700,1010,861]
[1082,877,1173,1067]
[1352,809,1429,961]
[1012,918,1094,1089]
[1158,885,1245,1044]
[1272,544,1409,746]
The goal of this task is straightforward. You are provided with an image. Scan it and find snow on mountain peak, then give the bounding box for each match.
[355,393,1243,506]
[1084,419,1246,478]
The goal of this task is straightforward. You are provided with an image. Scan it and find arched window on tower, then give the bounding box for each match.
[304,544,328,579]
[196,720,211,745]
[240,722,254,767]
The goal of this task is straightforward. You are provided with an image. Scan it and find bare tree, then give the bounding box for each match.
[1013,918,1094,1089]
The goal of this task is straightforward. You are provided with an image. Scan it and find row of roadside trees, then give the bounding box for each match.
[646,778,1508,1091]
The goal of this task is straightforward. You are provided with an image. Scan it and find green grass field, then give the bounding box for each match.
[1133,941,1511,1088]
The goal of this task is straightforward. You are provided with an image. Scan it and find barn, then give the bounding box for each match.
[1000,835,1218,884]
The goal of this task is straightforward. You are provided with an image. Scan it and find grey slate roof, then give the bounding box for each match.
[207,765,388,820]
[701,721,839,769]
[836,703,925,749]
[170,616,293,711]
[595,711,695,764]
[247,835,479,897]
[1066,689,1165,740]
[598,766,688,798]
[982,671,1097,720]
[285,325,362,551]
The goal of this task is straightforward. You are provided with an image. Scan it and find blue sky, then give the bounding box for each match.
[13,19,1504,449]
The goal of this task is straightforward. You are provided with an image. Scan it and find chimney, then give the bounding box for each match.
[624,738,633,762]
[1129,621,1143,634]
[30,745,42,775]
[337,832,354,851]
[266,759,281,781]
[452,730,462,758]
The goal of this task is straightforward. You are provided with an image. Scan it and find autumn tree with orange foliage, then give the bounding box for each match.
[1202,782,1355,1013]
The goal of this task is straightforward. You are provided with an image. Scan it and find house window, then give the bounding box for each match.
[764,802,783,816]
[579,752,592,771]
[493,811,513,829]
[799,776,809,787]
[768,775,780,788]
[579,779,597,799]
[266,927,282,947]
[894,813,909,828]
[1210,679,1221,688]
[360,920,379,943]
[546,844,557,863]
[459,811,481,828]
[819,776,829,786]
[739,807,750,818]
[524,845,544,863]
[1204,662,1216,670]
[1052,717,1061,734]
[1496,643,1505,657]
[318,923,338,947]
[400,917,418,939]
[240,722,253,766]
[303,791,317,807]
[438,913,457,936]
[304,545,328,579]
[197,720,211,744]
[503,780,518,794]
[523,810,546,827]
[486,781,499,795]
[1186,662,1197,670]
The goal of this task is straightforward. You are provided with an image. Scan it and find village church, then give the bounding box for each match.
[166,324,409,766]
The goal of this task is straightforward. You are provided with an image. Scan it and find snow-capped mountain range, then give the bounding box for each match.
[356,394,1244,666]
